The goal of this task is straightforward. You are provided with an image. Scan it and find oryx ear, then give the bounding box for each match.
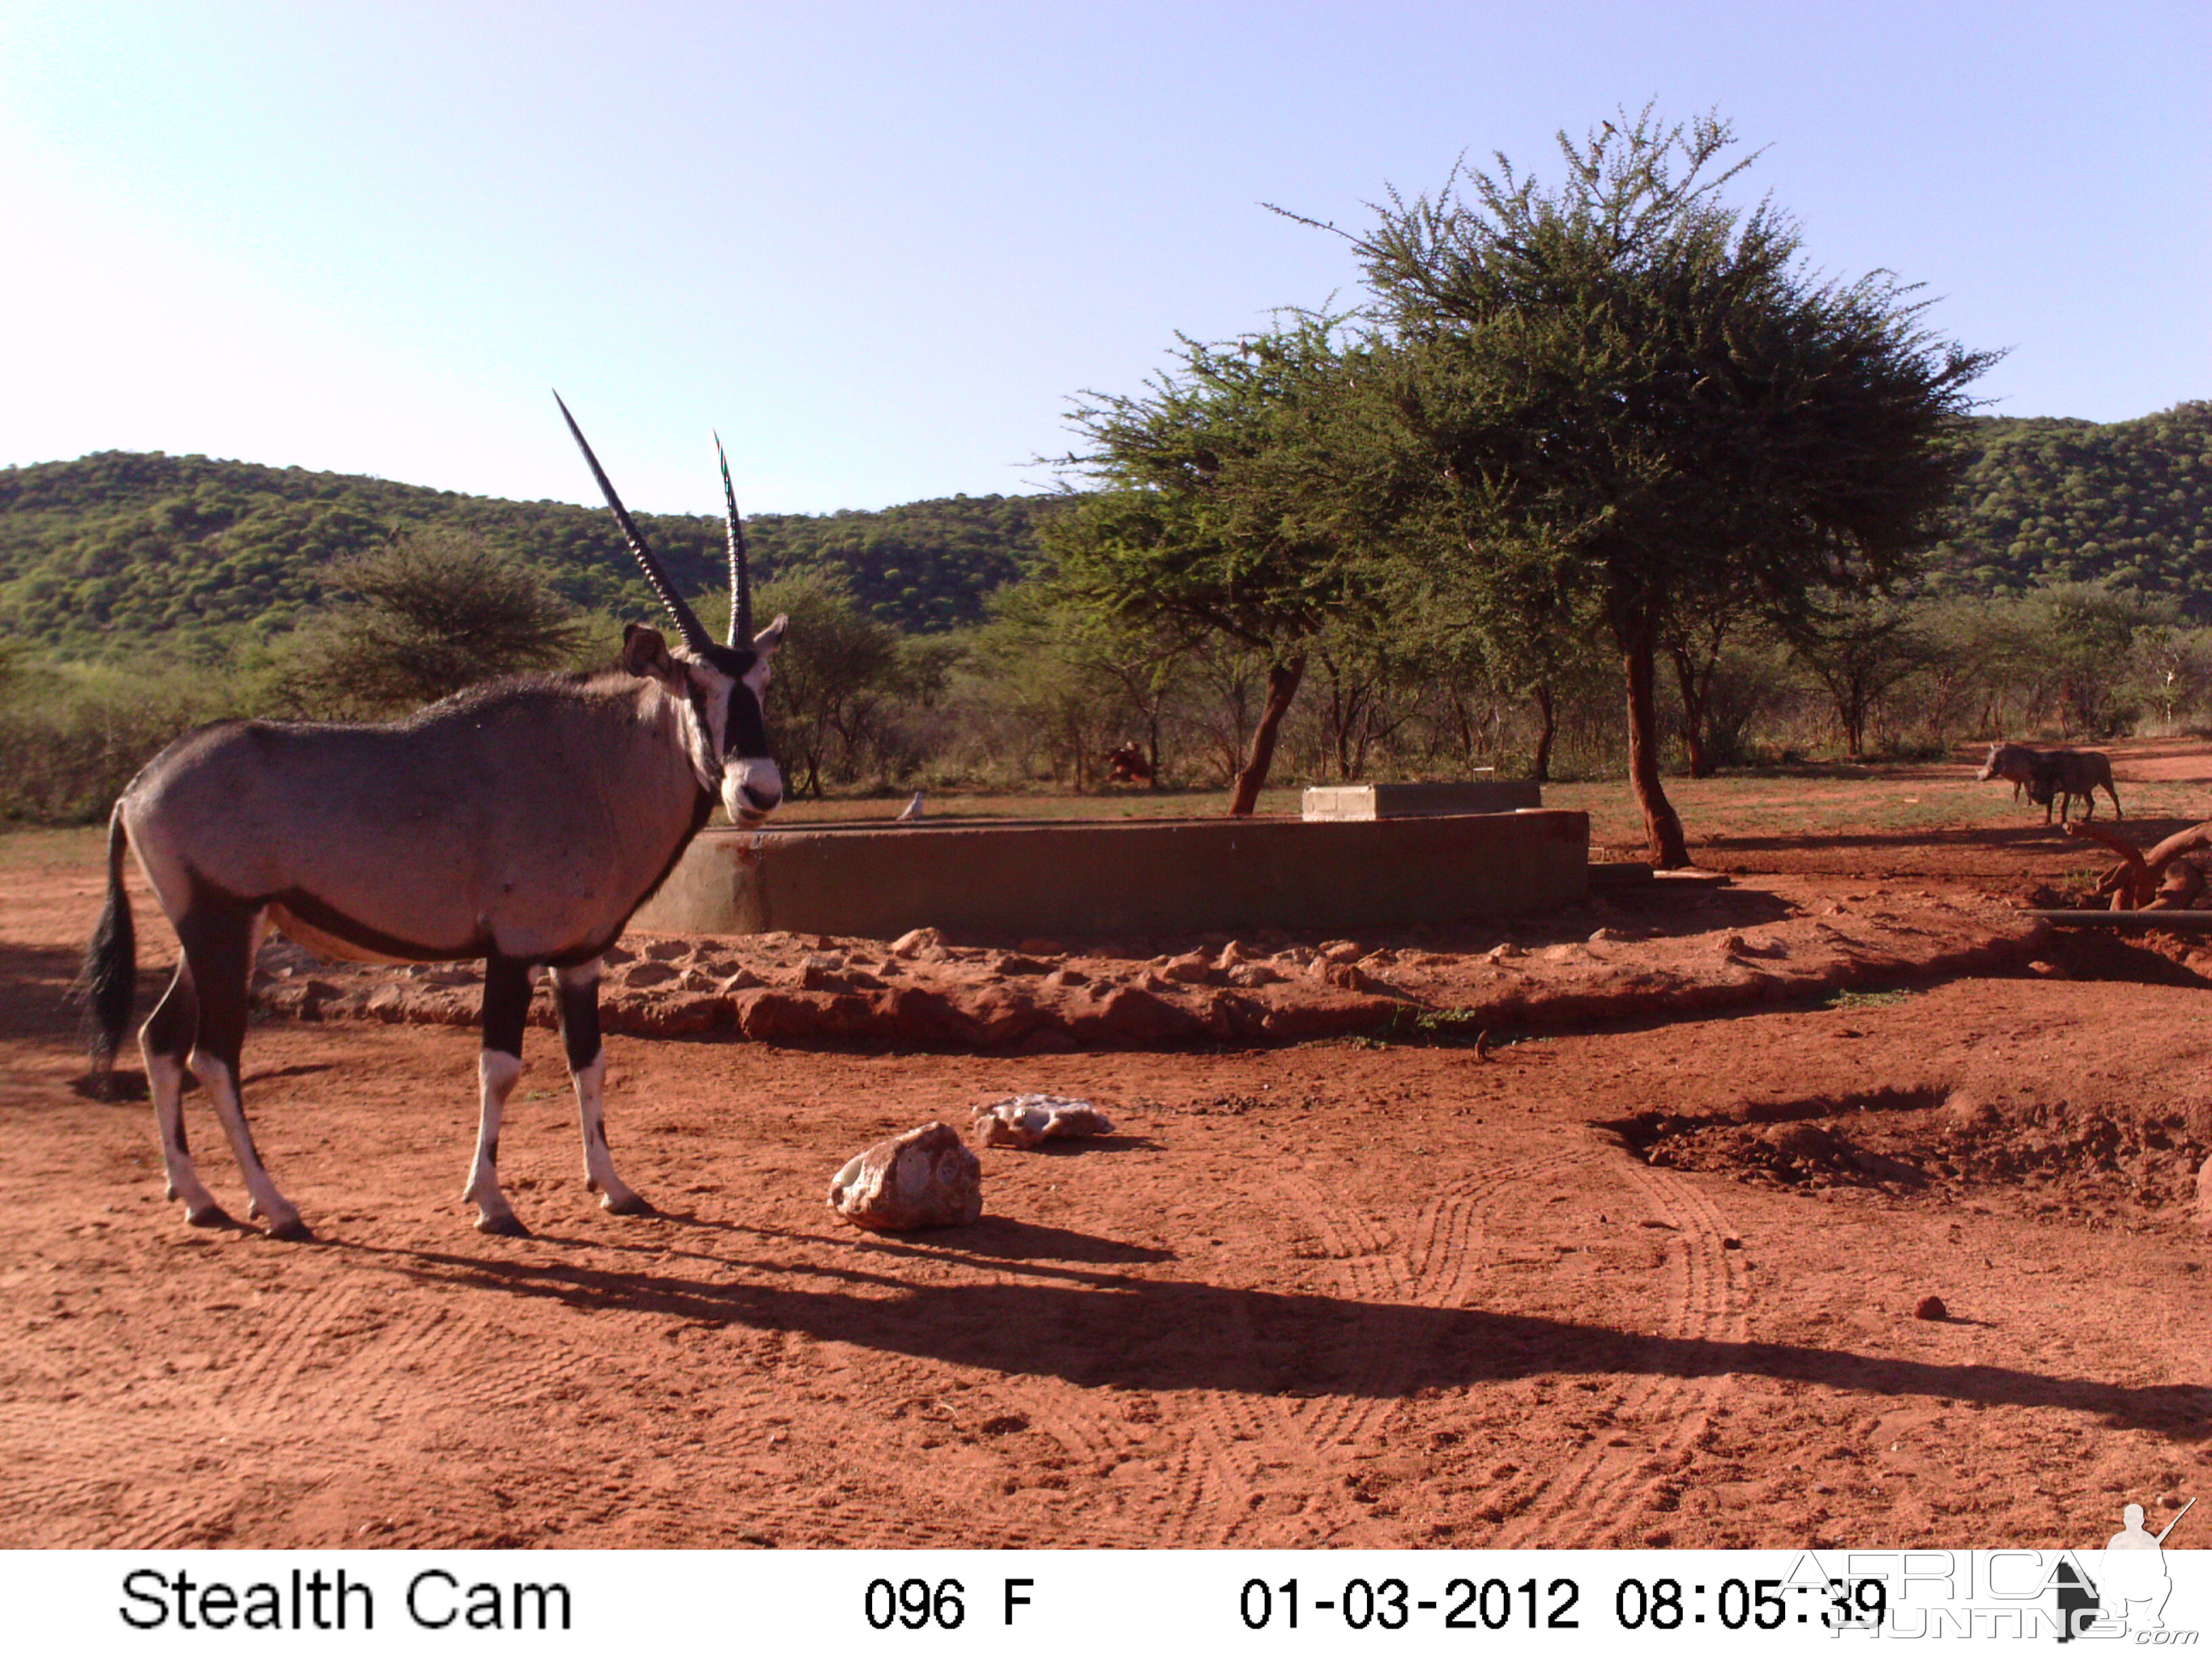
[752,613,789,659]
[621,622,683,687]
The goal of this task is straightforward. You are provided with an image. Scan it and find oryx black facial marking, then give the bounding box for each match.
[82,401,789,1237]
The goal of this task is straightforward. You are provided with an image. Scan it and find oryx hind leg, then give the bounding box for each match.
[554,960,650,1216]
[141,960,228,1227]
[465,955,533,1236]
[178,903,308,1240]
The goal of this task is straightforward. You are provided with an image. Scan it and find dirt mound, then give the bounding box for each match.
[247,876,2051,1049]
[1612,1081,2209,1226]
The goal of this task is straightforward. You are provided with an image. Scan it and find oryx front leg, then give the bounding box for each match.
[554,960,650,1216]
[466,956,533,1235]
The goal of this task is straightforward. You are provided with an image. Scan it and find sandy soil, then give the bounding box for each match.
[3,750,2209,1550]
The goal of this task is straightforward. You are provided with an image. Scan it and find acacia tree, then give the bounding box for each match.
[1784,592,1930,758]
[750,567,903,797]
[291,527,586,715]
[966,581,1165,791]
[1664,583,1765,777]
[1392,545,1607,783]
[1335,108,1995,864]
[1046,319,1389,814]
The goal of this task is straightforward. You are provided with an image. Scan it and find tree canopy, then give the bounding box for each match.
[1043,319,1393,812]
[1336,106,1996,863]
[290,528,588,716]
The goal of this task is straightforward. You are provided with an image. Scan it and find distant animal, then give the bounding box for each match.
[895,790,925,822]
[81,396,788,1239]
[1104,742,1153,785]
[1978,741,2122,824]
[2024,748,2123,824]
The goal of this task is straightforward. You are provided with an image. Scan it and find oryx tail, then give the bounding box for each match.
[83,806,138,1082]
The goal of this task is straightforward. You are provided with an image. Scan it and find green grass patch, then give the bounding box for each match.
[0,823,108,872]
[1820,987,1917,1011]
[1347,1008,1552,1048]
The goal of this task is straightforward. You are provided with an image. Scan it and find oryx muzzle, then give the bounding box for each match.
[79,405,791,1239]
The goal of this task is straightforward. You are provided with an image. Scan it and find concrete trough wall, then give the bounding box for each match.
[631,809,1589,940]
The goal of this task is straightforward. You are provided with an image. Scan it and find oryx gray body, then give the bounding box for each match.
[83,398,785,1238]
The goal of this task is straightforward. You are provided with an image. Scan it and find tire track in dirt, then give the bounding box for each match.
[1493,1153,1748,1547]
[0,1389,295,1548]
[1144,1152,1600,1544]
[1295,1152,1600,1438]
[2,1284,330,1547]
[1210,1172,1424,1544]
[18,1285,611,1547]
[220,1288,557,1432]
[0,1399,188,1546]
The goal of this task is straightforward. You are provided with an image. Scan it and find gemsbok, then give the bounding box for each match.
[82,396,786,1238]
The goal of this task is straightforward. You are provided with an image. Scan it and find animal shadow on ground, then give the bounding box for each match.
[527,1213,1174,1269]
[2039,930,2212,988]
[1708,823,2192,858]
[342,1237,2209,1440]
[1602,886,1795,942]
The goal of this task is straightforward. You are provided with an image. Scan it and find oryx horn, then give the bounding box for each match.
[554,391,714,657]
[714,431,753,646]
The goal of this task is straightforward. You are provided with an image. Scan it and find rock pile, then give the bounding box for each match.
[246,880,2048,1052]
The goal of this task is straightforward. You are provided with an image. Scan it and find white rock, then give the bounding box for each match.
[971,1094,1115,1150]
[827,1123,983,1231]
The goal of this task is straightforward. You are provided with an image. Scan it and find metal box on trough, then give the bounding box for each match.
[1301,781,1542,819]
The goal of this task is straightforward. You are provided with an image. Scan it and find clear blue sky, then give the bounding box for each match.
[3,1,2205,516]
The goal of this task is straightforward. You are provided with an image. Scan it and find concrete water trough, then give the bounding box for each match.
[630,807,1590,941]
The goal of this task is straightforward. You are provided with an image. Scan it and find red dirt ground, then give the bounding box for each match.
[3,748,2209,1550]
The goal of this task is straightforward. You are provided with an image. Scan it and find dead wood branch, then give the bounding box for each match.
[2064,819,2212,909]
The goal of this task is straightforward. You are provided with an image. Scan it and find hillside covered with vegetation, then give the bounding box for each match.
[5,404,2209,663]
[1927,401,2212,609]
[0,449,1054,656]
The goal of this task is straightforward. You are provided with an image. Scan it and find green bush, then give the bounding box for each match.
[0,660,256,824]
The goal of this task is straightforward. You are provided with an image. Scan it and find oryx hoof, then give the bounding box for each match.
[264,1214,314,1242]
[601,1191,657,1217]
[475,1212,530,1237]
[184,1202,234,1229]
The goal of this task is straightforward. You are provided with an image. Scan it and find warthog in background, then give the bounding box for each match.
[1977,741,2039,804]
[2025,749,2122,823]
[1979,741,2121,823]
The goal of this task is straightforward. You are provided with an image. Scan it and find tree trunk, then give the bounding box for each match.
[1530,682,1556,783]
[1229,653,1306,816]
[1670,642,1718,777]
[1623,625,1691,867]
